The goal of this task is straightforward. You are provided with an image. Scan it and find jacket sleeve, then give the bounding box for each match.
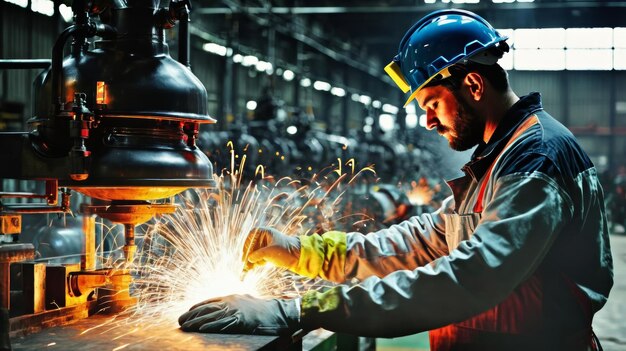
[293,197,452,283]
[300,171,574,337]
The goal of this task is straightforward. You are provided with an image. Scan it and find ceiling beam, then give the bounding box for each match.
[209,0,393,86]
[196,2,626,15]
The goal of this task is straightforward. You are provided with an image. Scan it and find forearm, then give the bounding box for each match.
[294,198,451,283]
[300,174,573,337]
[343,207,449,281]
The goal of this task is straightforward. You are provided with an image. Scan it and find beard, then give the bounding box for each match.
[439,91,485,151]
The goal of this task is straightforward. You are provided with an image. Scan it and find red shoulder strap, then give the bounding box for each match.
[473,115,539,213]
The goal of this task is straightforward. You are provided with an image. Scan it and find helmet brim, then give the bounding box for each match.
[403,66,452,107]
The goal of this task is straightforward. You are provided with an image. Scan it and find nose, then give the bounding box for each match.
[425,109,439,130]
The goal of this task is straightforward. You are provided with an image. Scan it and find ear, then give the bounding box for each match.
[463,72,484,101]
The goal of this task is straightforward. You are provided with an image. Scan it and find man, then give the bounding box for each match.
[178,9,613,350]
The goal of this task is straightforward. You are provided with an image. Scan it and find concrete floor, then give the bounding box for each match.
[377,233,626,351]
[593,234,626,351]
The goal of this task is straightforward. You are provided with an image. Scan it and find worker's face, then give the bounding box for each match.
[416,85,484,151]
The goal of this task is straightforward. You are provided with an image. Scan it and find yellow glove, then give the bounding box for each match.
[242,227,301,272]
[243,227,347,281]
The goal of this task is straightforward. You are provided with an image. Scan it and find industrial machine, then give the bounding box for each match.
[0,1,440,349]
[0,0,215,343]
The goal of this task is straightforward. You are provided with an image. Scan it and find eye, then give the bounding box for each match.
[432,101,439,110]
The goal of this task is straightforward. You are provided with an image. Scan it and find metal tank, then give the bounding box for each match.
[0,1,218,322]
[1,0,215,202]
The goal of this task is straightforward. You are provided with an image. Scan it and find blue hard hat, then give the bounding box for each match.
[384,9,509,106]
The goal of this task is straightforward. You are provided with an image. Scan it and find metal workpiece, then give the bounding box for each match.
[68,271,109,298]
[67,268,131,302]
[95,269,137,314]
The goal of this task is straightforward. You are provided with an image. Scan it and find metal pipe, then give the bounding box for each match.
[122,224,136,264]
[82,215,96,271]
[178,6,190,68]
[1,188,70,214]
[0,192,51,199]
[197,3,626,15]
[0,59,51,70]
[51,25,79,114]
[1,206,67,214]
[0,180,57,203]
[222,25,235,125]
[32,250,120,263]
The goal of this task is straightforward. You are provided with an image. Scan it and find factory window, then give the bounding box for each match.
[427,0,480,3]
[514,28,565,49]
[566,28,613,49]
[58,3,73,22]
[3,0,28,8]
[498,27,626,70]
[499,50,514,70]
[614,28,626,48]
[493,0,536,3]
[514,49,565,71]
[496,29,514,70]
[566,49,613,70]
[31,0,54,16]
[498,28,515,44]
[613,49,626,70]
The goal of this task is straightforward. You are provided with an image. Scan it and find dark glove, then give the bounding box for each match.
[242,227,301,272]
[178,294,300,335]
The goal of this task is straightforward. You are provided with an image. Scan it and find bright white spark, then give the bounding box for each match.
[79,153,375,341]
[123,155,374,327]
[129,181,308,325]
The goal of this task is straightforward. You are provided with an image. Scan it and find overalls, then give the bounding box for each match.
[430,115,601,351]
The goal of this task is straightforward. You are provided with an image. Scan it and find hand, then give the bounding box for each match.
[178,294,300,335]
[242,227,301,272]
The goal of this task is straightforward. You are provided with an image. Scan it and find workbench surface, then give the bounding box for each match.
[10,314,335,351]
